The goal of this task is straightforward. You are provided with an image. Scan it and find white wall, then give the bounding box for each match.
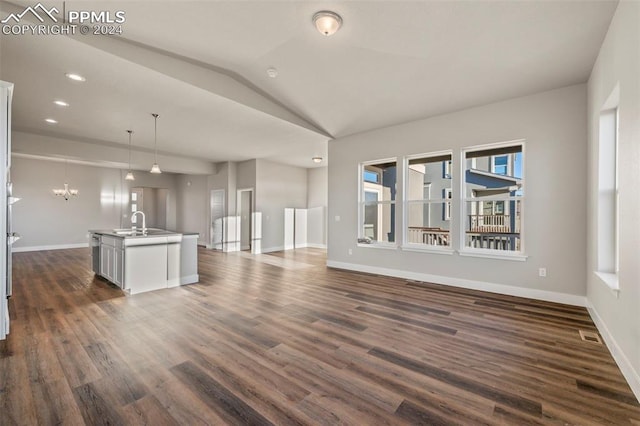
[586,1,640,400]
[256,159,307,252]
[11,156,178,250]
[307,167,328,208]
[328,84,587,303]
[175,174,208,245]
[306,167,328,247]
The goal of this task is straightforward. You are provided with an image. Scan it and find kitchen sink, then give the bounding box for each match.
[112,229,145,236]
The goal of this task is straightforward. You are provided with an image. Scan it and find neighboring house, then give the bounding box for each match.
[406,152,522,250]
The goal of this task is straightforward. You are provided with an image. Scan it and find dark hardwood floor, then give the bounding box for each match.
[1,247,639,425]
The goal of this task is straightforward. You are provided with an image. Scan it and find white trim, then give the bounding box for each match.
[357,243,398,251]
[593,271,620,296]
[401,245,454,255]
[326,260,585,306]
[458,249,528,262]
[587,301,640,403]
[306,243,327,249]
[461,140,526,256]
[180,274,199,285]
[261,245,285,253]
[13,243,88,252]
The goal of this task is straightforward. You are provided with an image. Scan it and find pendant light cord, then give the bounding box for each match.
[152,113,159,162]
[127,130,132,169]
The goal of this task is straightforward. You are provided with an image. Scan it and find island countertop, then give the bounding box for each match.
[90,229,199,294]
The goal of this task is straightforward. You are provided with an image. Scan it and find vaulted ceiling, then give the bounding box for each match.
[0,0,618,171]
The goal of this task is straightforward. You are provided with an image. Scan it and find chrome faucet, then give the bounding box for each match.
[131,211,147,234]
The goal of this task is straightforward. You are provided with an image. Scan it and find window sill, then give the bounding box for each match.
[594,271,620,297]
[357,243,398,251]
[458,249,528,262]
[401,245,454,255]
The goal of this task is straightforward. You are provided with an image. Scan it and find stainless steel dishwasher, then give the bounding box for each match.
[91,234,100,274]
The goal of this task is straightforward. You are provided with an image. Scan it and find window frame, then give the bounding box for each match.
[402,150,454,254]
[460,140,526,260]
[595,104,620,292]
[358,158,398,248]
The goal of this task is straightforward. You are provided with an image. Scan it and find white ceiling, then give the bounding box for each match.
[0,0,618,170]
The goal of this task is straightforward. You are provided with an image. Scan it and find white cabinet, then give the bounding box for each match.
[99,236,124,288]
[100,243,112,280]
[114,248,124,287]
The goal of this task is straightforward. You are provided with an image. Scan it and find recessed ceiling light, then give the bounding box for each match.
[312,156,323,163]
[65,73,86,82]
[313,11,342,36]
[54,100,69,107]
[267,67,278,78]
[45,118,58,124]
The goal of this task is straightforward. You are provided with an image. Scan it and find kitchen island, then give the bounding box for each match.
[89,229,199,295]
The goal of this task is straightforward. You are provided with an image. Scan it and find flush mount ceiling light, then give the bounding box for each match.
[312,156,323,163]
[125,130,135,181]
[65,73,86,82]
[53,159,79,201]
[54,100,69,107]
[150,113,162,174]
[45,118,58,124]
[266,67,278,78]
[313,10,342,36]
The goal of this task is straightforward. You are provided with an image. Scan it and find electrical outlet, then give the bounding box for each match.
[335,215,341,222]
[539,267,547,277]
[348,249,353,255]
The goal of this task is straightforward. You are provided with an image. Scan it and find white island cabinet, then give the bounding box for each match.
[90,229,199,295]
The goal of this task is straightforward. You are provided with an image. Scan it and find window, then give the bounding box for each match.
[463,143,524,253]
[404,152,452,248]
[360,160,396,244]
[443,188,452,220]
[443,160,452,178]
[491,155,509,175]
[597,107,619,278]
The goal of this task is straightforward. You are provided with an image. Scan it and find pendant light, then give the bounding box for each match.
[150,113,162,174]
[125,130,135,181]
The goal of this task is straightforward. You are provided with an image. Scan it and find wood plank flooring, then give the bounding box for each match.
[1,247,639,425]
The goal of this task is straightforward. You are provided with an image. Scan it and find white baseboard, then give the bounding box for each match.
[586,302,640,402]
[306,243,327,249]
[13,243,89,253]
[261,245,284,254]
[326,260,587,307]
[180,274,199,285]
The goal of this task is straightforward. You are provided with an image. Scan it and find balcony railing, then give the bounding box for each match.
[407,227,450,246]
[466,232,521,251]
[408,214,521,250]
[469,214,517,233]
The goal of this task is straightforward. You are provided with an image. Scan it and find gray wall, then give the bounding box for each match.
[307,167,328,208]
[256,159,307,252]
[11,156,179,249]
[175,174,208,245]
[328,84,587,299]
[587,1,640,398]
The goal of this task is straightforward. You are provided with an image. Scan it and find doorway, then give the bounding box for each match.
[131,187,168,230]
[237,189,253,252]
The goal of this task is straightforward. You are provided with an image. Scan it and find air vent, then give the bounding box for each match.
[579,330,603,345]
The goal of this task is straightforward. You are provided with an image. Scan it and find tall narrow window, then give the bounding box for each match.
[597,108,618,277]
[463,143,524,253]
[360,160,396,244]
[404,152,452,248]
